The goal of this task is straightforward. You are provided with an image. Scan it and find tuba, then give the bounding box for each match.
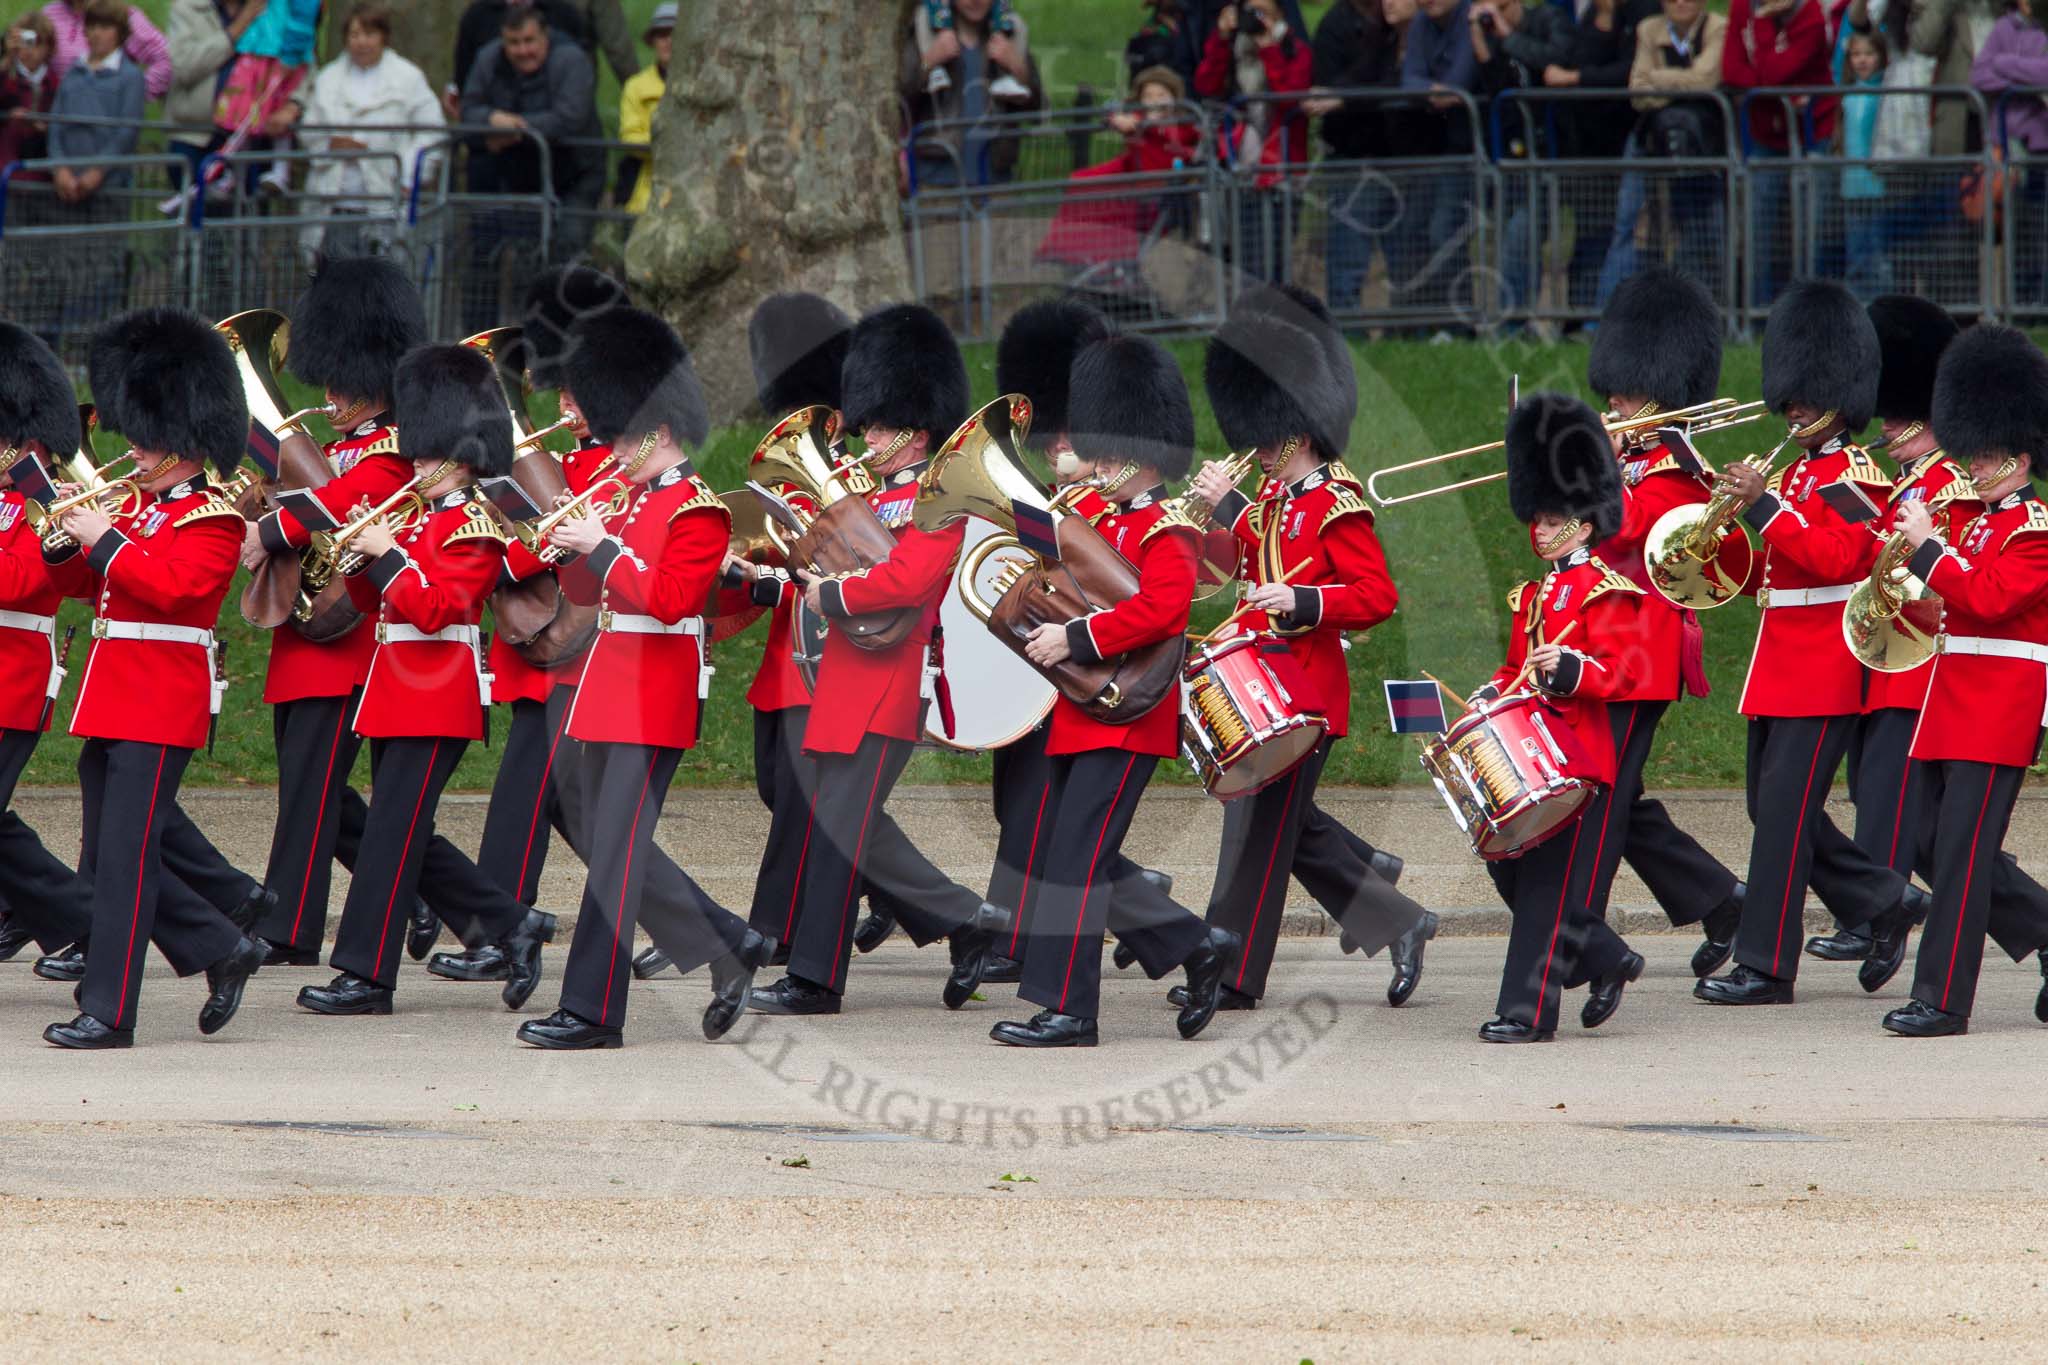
[218,309,364,642]
[1843,529,1943,672]
[917,395,1183,725]
[1643,433,1794,610]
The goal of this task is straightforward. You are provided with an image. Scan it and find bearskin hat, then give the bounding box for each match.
[1205,310,1349,459]
[1233,281,1357,437]
[1068,334,1195,482]
[284,253,428,403]
[393,344,515,478]
[88,308,247,475]
[1931,325,2048,471]
[749,292,853,418]
[0,322,81,461]
[1506,392,1624,543]
[1868,294,1959,425]
[840,303,969,440]
[993,298,1113,450]
[1761,281,1880,431]
[1588,265,1722,412]
[564,307,709,450]
[520,265,631,391]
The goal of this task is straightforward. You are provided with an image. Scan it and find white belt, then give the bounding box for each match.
[90,619,216,647]
[0,610,55,636]
[1757,584,1853,609]
[1938,635,2048,663]
[597,612,703,636]
[375,622,481,647]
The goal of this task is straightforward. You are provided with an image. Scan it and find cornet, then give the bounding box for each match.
[327,478,430,578]
[35,455,143,552]
[521,478,633,564]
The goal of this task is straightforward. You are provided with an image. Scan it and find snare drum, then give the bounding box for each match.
[1420,692,1599,860]
[1181,633,1328,800]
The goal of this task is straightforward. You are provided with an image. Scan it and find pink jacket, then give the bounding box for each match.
[39,2,171,102]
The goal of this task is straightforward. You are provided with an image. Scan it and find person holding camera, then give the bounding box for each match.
[1593,0,1727,308]
[1469,0,1587,319]
[1196,1,1312,279]
[900,0,1045,188]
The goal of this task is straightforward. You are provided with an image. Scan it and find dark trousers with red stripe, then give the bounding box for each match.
[1911,759,2038,1017]
[1596,700,1741,925]
[156,789,261,921]
[1489,781,1633,1032]
[0,727,92,952]
[1735,715,1906,981]
[330,737,528,991]
[1018,751,1209,1020]
[788,732,985,994]
[478,687,575,908]
[252,693,367,950]
[75,739,243,1029]
[1205,739,1428,999]
[1845,708,1928,879]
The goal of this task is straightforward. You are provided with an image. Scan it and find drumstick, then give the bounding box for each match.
[1505,619,1580,695]
[1191,561,1312,646]
[1420,671,1471,720]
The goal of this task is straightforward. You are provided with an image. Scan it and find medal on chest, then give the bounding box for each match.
[1546,580,1573,617]
[0,501,19,534]
[872,485,917,530]
[139,506,170,539]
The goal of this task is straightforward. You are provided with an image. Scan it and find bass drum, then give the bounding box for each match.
[927,517,1056,750]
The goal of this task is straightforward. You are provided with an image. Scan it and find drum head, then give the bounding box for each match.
[1477,782,1592,860]
[927,518,1056,750]
[1207,717,1325,801]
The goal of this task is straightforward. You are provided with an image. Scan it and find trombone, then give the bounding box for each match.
[1364,397,1770,508]
[35,455,143,552]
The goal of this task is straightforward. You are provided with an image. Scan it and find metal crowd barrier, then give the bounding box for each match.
[1994,88,2048,328]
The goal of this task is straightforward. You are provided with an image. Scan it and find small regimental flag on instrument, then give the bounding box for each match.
[244,421,281,480]
[1384,679,1446,735]
[1012,498,1060,562]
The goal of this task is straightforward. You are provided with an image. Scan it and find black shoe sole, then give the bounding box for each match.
[748,996,841,1016]
[43,1027,133,1049]
[516,1028,622,1050]
[1805,935,1874,962]
[1693,984,1795,1006]
[1478,1027,1554,1044]
[428,958,509,983]
[631,953,674,981]
[990,1026,1098,1047]
[296,992,394,1016]
[1882,1017,1968,1038]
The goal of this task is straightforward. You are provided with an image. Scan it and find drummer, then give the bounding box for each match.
[1473,394,1648,1043]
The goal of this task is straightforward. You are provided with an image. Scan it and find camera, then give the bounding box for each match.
[15,29,38,46]
[1477,10,1499,33]
[1242,8,1269,36]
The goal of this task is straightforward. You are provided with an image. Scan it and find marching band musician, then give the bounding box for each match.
[0,323,99,974]
[1884,325,2048,1036]
[516,306,772,1048]
[240,254,438,968]
[294,344,553,1019]
[749,303,1010,1017]
[1585,266,1748,977]
[1476,394,1647,1043]
[1185,306,1434,1011]
[990,334,1241,1047]
[1696,281,1919,1007]
[39,309,267,1049]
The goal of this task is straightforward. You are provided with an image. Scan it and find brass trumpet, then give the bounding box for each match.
[35,456,143,552]
[521,478,632,564]
[1842,530,1942,672]
[1643,434,1795,610]
[1365,397,1770,508]
[328,478,430,577]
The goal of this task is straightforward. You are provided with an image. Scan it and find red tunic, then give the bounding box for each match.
[1049,491,1197,758]
[1908,488,2048,768]
[807,469,966,755]
[711,484,819,714]
[489,441,612,703]
[0,489,67,732]
[561,465,728,750]
[1595,444,1714,702]
[1737,441,1893,718]
[1485,552,1646,785]
[1215,462,1396,739]
[346,490,506,741]
[257,421,409,704]
[44,474,243,751]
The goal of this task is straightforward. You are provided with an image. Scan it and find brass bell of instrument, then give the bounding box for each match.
[1843,531,1942,672]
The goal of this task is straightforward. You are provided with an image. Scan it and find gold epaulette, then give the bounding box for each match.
[1507,582,1534,615]
[445,499,508,547]
[1325,460,1367,496]
[2010,502,2048,537]
[1140,498,1202,544]
[1913,459,1974,513]
[1842,447,1891,489]
[173,494,243,528]
[354,431,401,460]
[1319,483,1375,532]
[1628,450,1683,482]
[670,479,731,527]
[1581,556,1645,603]
[1245,499,1271,540]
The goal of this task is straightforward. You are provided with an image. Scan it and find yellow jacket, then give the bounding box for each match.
[619,64,664,213]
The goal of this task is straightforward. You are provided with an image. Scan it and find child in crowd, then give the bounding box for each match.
[1036,65,1201,277]
[1838,29,1890,297]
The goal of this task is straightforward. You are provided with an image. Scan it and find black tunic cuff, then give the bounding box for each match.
[1065,616,1102,665]
[1907,537,1947,582]
[1538,650,1584,697]
[365,547,409,590]
[749,569,789,608]
[586,537,622,580]
[818,577,849,619]
[1741,492,1782,532]
[1212,488,1251,529]
[258,511,296,556]
[86,527,128,575]
[1283,586,1322,629]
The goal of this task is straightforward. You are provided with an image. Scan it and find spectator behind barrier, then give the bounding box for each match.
[164,0,264,185]
[616,0,675,215]
[216,0,323,196]
[47,0,143,200]
[279,1,445,258]
[0,12,61,182]
[1197,1,1314,171]
[1724,0,1838,306]
[1309,0,1423,312]
[1912,0,2000,155]
[38,0,169,104]
[901,0,1046,187]
[1973,0,2048,304]
[1174,0,1313,88]
[1126,0,1190,87]
[449,0,591,119]
[1036,65,1202,276]
[460,6,603,209]
[1837,28,1895,298]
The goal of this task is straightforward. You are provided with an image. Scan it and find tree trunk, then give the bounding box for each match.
[626,0,914,425]
[387,9,460,95]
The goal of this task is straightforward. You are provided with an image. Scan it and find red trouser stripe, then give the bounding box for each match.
[112,747,171,1028]
[1056,755,1139,1011]
[1886,759,1911,870]
[1769,722,1834,972]
[369,741,442,983]
[1007,776,1053,957]
[515,691,573,901]
[1232,764,1305,991]
[1939,773,1998,1011]
[1533,805,1588,1029]
[287,705,352,943]
[825,745,893,987]
[784,794,817,940]
[597,750,660,1026]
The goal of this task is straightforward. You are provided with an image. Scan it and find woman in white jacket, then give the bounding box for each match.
[277,0,444,256]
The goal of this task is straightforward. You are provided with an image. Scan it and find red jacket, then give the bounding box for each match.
[45,473,242,750]
[489,440,611,704]
[1486,551,1646,785]
[807,468,965,755]
[1737,441,1892,717]
[346,490,505,741]
[257,421,408,704]
[713,483,820,714]
[1595,445,1715,702]
[561,464,728,750]
[0,488,71,731]
[1909,488,2048,768]
[1722,0,1839,151]
[1050,490,1197,759]
[1214,462,1397,739]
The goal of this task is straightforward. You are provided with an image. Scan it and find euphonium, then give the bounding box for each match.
[329,477,431,577]
[1843,530,1942,672]
[749,405,862,553]
[217,310,337,438]
[1643,434,1794,610]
